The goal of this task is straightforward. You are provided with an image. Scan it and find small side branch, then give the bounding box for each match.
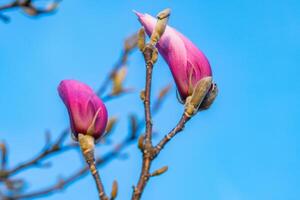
[0,0,62,22]
[5,129,73,177]
[154,113,191,156]
[78,134,108,200]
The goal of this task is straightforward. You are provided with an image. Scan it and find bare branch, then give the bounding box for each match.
[2,79,171,200]
[154,113,191,155]
[131,9,170,200]
[97,33,138,96]
[2,32,138,179]
[0,0,62,22]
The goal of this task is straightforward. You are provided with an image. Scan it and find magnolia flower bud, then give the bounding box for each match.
[58,80,108,140]
[135,11,214,102]
[138,28,146,51]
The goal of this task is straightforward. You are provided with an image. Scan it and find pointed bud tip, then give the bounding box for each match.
[133,10,144,18]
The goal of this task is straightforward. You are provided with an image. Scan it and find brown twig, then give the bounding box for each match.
[0,0,61,23]
[131,9,197,200]
[133,112,190,200]
[6,129,68,176]
[78,134,108,200]
[152,84,172,114]
[154,113,191,155]
[132,110,191,200]
[131,44,156,200]
[131,8,171,200]
[4,135,133,200]
[0,129,73,179]
[97,33,138,96]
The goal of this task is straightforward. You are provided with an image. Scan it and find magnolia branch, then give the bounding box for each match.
[154,113,191,156]
[0,5,218,200]
[131,8,200,200]
[3,84,170,200]
[132,45,155,200]
[0,33,139,198]
[5,133,135,200]
[0,30,171,200]
[97,34,138,96]
[0,0,61,22]
[132,9,171,200]
[5,129,72,177]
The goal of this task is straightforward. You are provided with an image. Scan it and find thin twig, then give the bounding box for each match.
[97,33,138,96]
[5,129,137,200]
[131,8,171,199]
[131,8,195,200]
[154,113,191,155]
[6,129,72,177]
[78,134,108,200]
[0,0,61,22]
[131,45,155,200]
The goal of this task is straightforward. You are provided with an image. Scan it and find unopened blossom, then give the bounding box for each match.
[135,11,212,101]
[58,80,108,140]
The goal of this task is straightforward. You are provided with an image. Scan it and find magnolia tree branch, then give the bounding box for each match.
[3,84,170,200]
[0,0,62,23]
[6,128,136,200]
[132,46,154,200]
[97,33,138,96]
[154,113,190,155]
[132,9,172,200]
[5,129,73,177]
[131,9,197,200]
[0,33,137,177]
[0,33,140,198]
[0,6,215,200]
[0,32,172,199]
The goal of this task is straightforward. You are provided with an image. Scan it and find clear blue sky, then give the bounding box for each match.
[1,0,299,199]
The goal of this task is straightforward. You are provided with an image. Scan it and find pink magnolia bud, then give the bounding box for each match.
[135,11,212,101]
[58,80,108,140]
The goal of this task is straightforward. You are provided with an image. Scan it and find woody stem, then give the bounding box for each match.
[78,134,108,200]
[131,45,155,200]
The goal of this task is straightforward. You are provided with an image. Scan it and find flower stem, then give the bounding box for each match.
[78,134,108,200]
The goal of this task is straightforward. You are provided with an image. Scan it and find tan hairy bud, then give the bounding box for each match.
[151,166,168,177]
[111,67,127,95]
[111,180,118,199]
[105,117,118,135]
[150,8,171,45]
[185,77,212,116]
[140,90,146,101]
[138,28,146,51]
[199,83,218,111]
[138,134,145,150]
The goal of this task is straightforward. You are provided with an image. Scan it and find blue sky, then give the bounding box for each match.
[1,0,300,199]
